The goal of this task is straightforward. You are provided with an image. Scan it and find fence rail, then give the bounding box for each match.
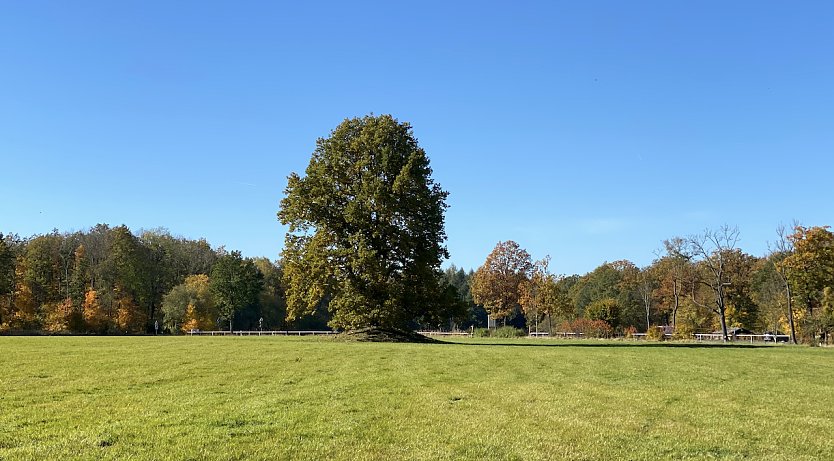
[416,331,473,337]
[185,329,791,343]
[187,330,336,336]
[694,333,790,343]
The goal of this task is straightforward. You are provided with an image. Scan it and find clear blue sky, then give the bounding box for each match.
[1,1,832,275]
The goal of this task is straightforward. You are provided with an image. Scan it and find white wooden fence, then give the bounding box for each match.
[187,330,336,336]
[186,329,790,342]
[694,333,789,343]
[416,331,473,337]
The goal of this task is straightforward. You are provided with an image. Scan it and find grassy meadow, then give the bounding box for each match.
[1,336,832,460]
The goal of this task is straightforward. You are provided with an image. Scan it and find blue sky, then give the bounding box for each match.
[1,1,832,275]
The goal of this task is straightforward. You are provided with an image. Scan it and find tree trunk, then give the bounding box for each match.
[718,302,729,342]
[672,280,679,331]
[786,283,797,345]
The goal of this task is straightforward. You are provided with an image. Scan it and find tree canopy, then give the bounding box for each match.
[470,241,533,323]
[278,114,451,331]
[210,251,264,332]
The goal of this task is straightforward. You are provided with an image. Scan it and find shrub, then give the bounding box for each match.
[672,323,693,340]
[560,318,613,338]
[623,325,637,339]
[646,325,666,341]
[493,326,525,338]
[584,298,620,329]
[473,327,491,338]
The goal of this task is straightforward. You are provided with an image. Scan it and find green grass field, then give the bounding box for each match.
[1,337,832,460]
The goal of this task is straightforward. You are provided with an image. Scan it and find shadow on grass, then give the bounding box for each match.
[438,340,774,349]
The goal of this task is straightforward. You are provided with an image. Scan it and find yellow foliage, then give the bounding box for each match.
[181,303,200,332]
[115,295,146,333]
[83,290,110,333]
[42,299,73,332]
[11,277,38,329]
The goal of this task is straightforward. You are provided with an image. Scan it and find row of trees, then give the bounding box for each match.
[3,115,830,343]
[463,225,834,344]
[0,225,329,334]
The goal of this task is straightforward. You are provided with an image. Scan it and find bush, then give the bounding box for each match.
[473,327,491,338]
[560,318,613,338]
[672,324,693,340]
[492,326,525,338]
[585,298,620,329]
[646,325,666,341]
[623,326,637,339]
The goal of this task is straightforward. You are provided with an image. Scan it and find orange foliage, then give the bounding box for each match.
[115,295,146,333]
[83,290,110,333]
[42,299,74,332]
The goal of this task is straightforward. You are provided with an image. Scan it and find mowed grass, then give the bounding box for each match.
[1,337,832,461]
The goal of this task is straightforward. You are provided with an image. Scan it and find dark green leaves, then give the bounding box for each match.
[279,114,450,330]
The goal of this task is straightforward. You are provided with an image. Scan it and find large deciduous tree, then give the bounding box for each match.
[782,225,834,343]
[684,225,740,342]
[470,241,533,325]
[278,114,450,331]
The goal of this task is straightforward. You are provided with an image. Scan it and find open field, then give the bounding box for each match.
[1,337,832,460]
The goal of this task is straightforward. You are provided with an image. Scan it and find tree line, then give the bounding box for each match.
[0,225,330,334]
[4,115,831,344]
[459,224,834,344]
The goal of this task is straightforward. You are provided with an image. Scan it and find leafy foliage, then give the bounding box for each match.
[161,275,217,332]
[558,318,614,338]
[210,251,264,331]
[584,297,620,329]
[470,241,532,322]
[783,226,834,343]
[0,225,292,334]
[279,114,451,330]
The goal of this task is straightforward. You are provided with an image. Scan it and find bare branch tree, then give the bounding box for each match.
[684,225,740,342]
[660,237,693,331]
[769,222,798,344]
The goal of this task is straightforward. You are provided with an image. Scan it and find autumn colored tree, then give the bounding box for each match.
[654,237,695,331]
[161,274,217,332]
[783,225,834,342]
[104,226,151,332]
[520,257,569,334]
[684,225,741,342]
[42,299,73,332]
[721,249,759,330]
[83,290,110,333]
[0,225,243,333]
[279,114,451,331]
[470,241,533,325]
